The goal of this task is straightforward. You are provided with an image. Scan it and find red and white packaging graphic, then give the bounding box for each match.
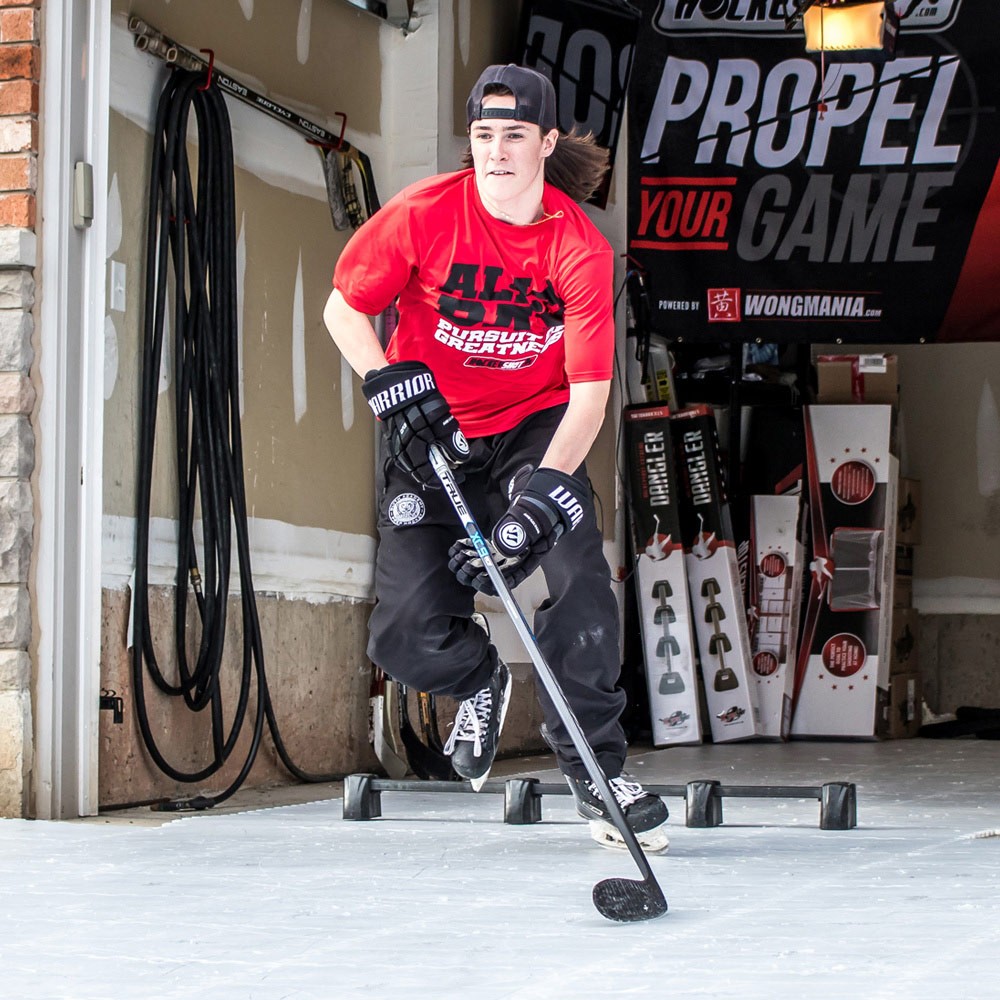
[672,406,760,743]
[790,405,898,738]
[623,405,701,746]
[748,493,806,740]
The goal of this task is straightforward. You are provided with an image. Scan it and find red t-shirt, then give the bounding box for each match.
[333,170,614,438]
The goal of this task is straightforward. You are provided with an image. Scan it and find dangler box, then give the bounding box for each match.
[747,493,807,740]
[622,404,702,746]
[671,406,760,743]
[790,405,898,738]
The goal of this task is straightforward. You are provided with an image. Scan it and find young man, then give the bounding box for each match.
[323,64,668,853]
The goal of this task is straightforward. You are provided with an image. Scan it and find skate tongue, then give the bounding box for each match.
[592,877,668,923]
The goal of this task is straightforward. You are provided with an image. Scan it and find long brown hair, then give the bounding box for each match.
[462,84,610,204]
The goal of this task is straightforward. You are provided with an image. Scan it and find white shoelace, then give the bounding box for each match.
[587,775,647,808]
[443,687,493,759]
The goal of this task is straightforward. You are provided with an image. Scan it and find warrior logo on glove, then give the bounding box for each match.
[548,484,584,529]
[365,371,437,416]
[492,468,586,558]
[496,521,528,551]
[363,360,469,488]
[449,466,590,595]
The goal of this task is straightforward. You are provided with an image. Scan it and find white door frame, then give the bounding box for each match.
[34,0,110,819]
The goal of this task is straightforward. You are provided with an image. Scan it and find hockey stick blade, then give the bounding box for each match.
[593,877,669,923]
[397,682,459,781]
[417,691,446,753]
[429,445,668,922]
[369,666,408,779]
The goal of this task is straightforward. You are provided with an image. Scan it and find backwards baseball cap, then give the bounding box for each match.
[466,64,557,133]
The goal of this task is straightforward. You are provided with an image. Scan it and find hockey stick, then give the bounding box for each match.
[397,682,460,781]
[417,691,446,754]
[368,665,408,779]
[429,445,668,923]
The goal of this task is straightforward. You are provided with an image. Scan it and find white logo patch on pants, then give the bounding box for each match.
[388,493,426,526]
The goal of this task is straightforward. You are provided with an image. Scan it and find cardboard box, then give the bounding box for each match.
[895,544,915,576]
[623,405,701,747]
[748,493,806,740]
[897,478,921,545]
[880,672,922,739]
[816,354,898,406]
[893,575,913,609]
[672,406,761,743]
[890,608,919,675]
[791,405,898,739]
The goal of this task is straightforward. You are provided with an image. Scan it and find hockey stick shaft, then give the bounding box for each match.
[429,446,661,889]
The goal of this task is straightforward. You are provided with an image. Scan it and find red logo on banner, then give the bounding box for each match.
[707,288,741,322]
[631,176,735,252]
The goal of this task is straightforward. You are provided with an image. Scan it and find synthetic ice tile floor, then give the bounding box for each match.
[1,739,998,999]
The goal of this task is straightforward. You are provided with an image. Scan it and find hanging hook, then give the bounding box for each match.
[305,111,349,152]
[621,253,650,281]
[198,48,215,91]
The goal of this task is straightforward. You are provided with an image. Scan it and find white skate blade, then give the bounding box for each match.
[589,818,670,855]
[467,667,513,793]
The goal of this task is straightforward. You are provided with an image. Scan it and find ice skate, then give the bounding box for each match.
[444,658,511,791]
[567,774,670,854]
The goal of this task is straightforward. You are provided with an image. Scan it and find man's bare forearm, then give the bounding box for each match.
[540,379,610,475]
[323,287,389,377]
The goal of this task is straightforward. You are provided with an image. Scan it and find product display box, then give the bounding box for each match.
[893,478,919,605]
[880,672,922,739]
[816,354,899,406]
[895,544,915,576]
[791,405,898,739]
[897,477,922,545]
[890,608,920,676]
[893,574,913,609]
[622,404,701,746]
[748,493,806,740]
[672,406,760,743]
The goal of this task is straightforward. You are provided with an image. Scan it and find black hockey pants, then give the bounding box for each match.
[367,404,627,780]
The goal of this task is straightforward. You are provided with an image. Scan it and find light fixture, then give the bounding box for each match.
[337,0,417,34]
[802,1,900,59]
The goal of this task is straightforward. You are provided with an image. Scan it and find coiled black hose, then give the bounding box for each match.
[133,69,341,809]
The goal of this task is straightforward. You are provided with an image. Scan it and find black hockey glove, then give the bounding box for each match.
[493,466,587,556]
[448,539,533,597]
[448,467,589,595]
[448,463,531,595]
[362,361,470,488]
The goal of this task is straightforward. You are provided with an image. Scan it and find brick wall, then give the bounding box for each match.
[0,0,38,818]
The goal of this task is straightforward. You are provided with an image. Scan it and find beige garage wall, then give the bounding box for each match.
[107,0,383,538]
[895,342,1000,714]
[894,343,1000,605]
[101,0,403,804]
[100,0,610,805]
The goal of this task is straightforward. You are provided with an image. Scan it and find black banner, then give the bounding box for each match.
[519,0,641,207]
[626,0,1000,343]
